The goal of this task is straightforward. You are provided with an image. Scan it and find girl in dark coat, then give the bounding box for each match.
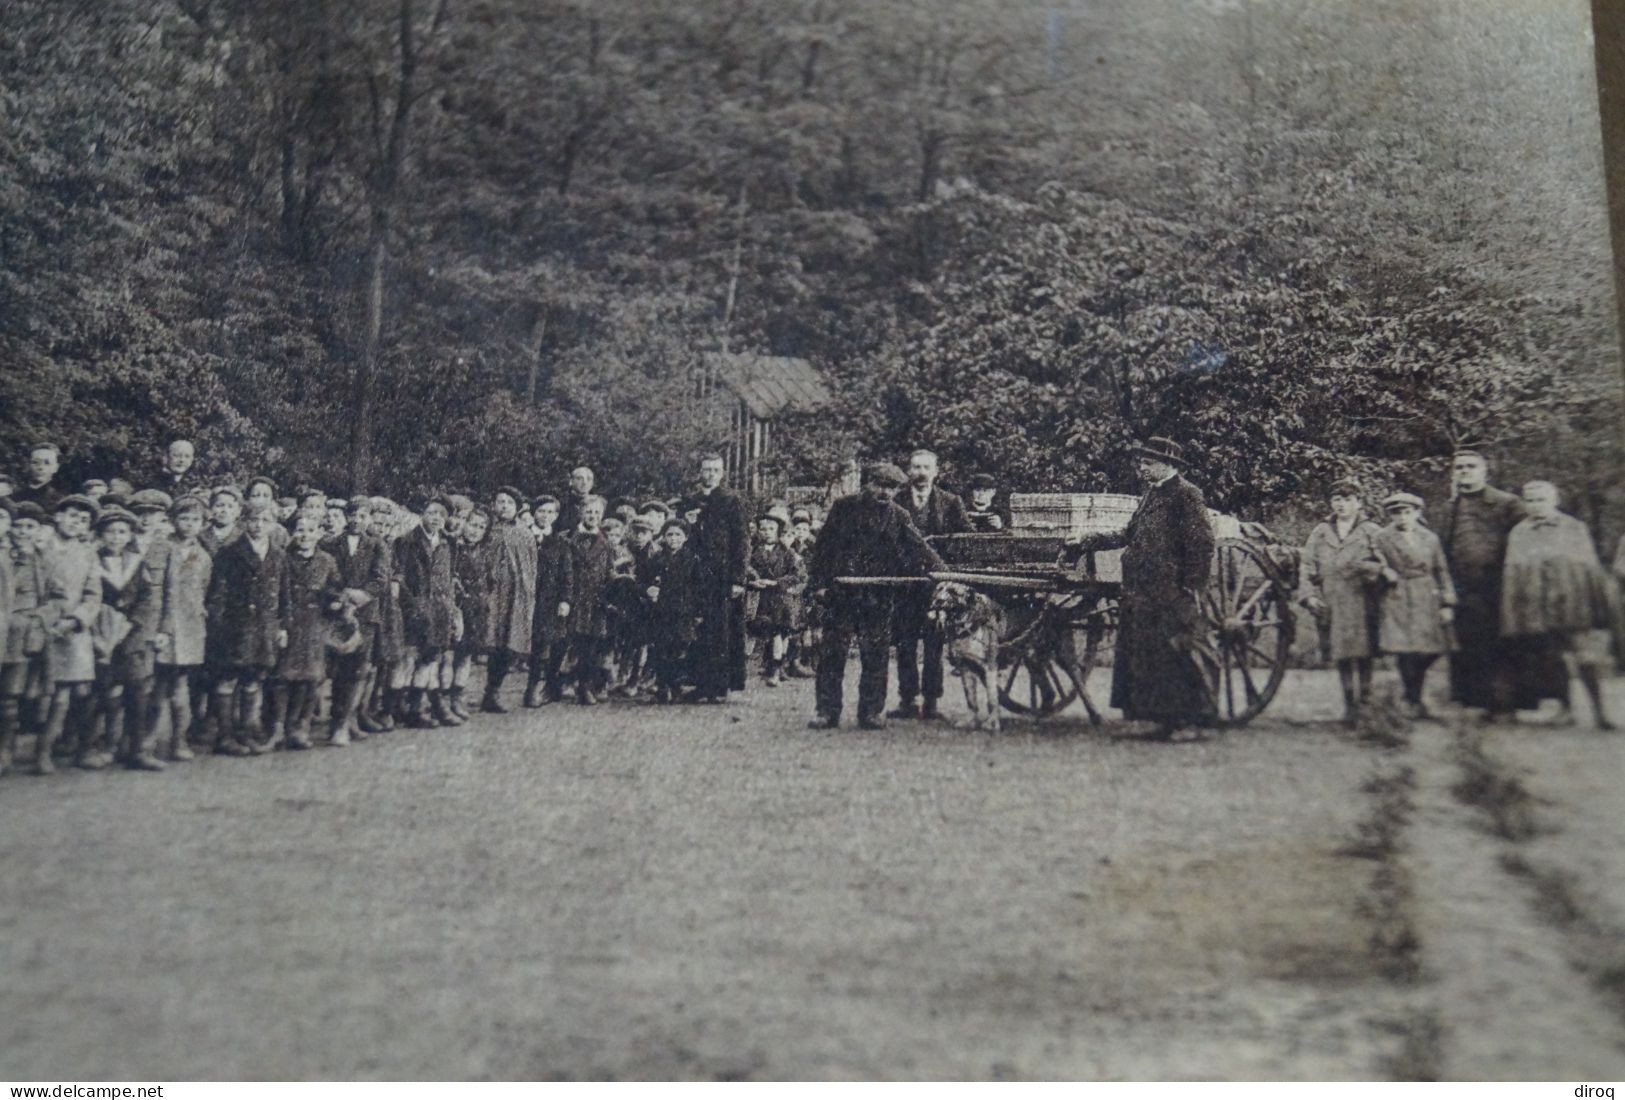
[394,496,459,727]
[746,514,806,686]
[203,500,291,755]
[525,496,575,707]
[270,512,343,750]
[648,520,703,702]
[567,496,614,705]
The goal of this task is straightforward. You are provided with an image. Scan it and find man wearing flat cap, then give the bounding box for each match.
[1440,447,1527,719]
[805,462,945,729]
[1068,438,1216,737]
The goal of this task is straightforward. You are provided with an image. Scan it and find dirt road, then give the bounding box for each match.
[1,669,1621,1079]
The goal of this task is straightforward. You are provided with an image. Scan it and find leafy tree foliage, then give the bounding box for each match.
[2,0,1619,534]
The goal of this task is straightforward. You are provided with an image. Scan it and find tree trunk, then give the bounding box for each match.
[525,311,548,404]
[351,219,388,492]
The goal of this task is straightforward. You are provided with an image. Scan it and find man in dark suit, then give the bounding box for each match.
[1068,438,1216,739]
[687,453,750,702]
[890,449,969,720]
[14,442,66,514]
[1439,447,1528,718]
[807,463,945,729]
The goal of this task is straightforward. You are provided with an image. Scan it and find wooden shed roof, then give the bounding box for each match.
[704,352,832,419]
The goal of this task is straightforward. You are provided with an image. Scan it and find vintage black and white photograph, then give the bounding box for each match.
[3,0,1625,1082]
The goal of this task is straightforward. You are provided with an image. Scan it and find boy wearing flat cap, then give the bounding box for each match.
[150,495,212,761]
[203,499,290,755]
[1302,479,1385,723]
[1374,493,1456,717]
[36,495,104,771]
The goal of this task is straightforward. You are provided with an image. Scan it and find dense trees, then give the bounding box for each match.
[2,0,1619,529]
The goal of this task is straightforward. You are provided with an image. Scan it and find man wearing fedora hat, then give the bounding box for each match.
[1069,438,1216,738]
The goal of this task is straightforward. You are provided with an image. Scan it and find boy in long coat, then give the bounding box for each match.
[37,495,104,772]
[324,498,390,742]
[806,464,945,729]
[648,520,703,701]
[151,495,211,761]
[1,503,51,774]
[480,487,537,712]
[567,496,615,705]
[1301,480,1386,722]
[269,512,343,750]
[525,496,575,707]
[395,495,458,727]
[1499,480,1619,728]
[204,500,291,755]
[1374,493,1457,716]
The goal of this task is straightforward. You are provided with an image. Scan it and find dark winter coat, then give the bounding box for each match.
[532,532,576,650]
[747,541,805,634]
[1110,475,1216,724]
[205,536,291,671]
[808,492,945,631]
[1440,484,1527,708]
[567,530,614,639]
[278,548,342,681]
[649,545,704,645]
[394,526,457,650]
[324,532,389,629]
[689,486,751,692]
[454,536,495,651]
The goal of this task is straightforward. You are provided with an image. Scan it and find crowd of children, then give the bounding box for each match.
[0,441,825,777]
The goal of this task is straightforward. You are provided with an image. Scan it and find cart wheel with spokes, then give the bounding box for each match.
[1200,538,1295,726]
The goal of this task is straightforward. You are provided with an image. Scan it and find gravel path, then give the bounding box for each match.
[2,667,1619,1079]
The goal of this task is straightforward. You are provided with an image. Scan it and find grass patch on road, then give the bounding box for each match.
[1451,730,1541,842]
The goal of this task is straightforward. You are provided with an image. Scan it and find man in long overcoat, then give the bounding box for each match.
[687,454,750,702]
[1072,439,1216,736]
[1439,448,1527,717]
[806,463,944,729]
[890,449,970,720]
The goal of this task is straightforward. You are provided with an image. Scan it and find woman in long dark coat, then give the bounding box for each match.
[394,496,458,726]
